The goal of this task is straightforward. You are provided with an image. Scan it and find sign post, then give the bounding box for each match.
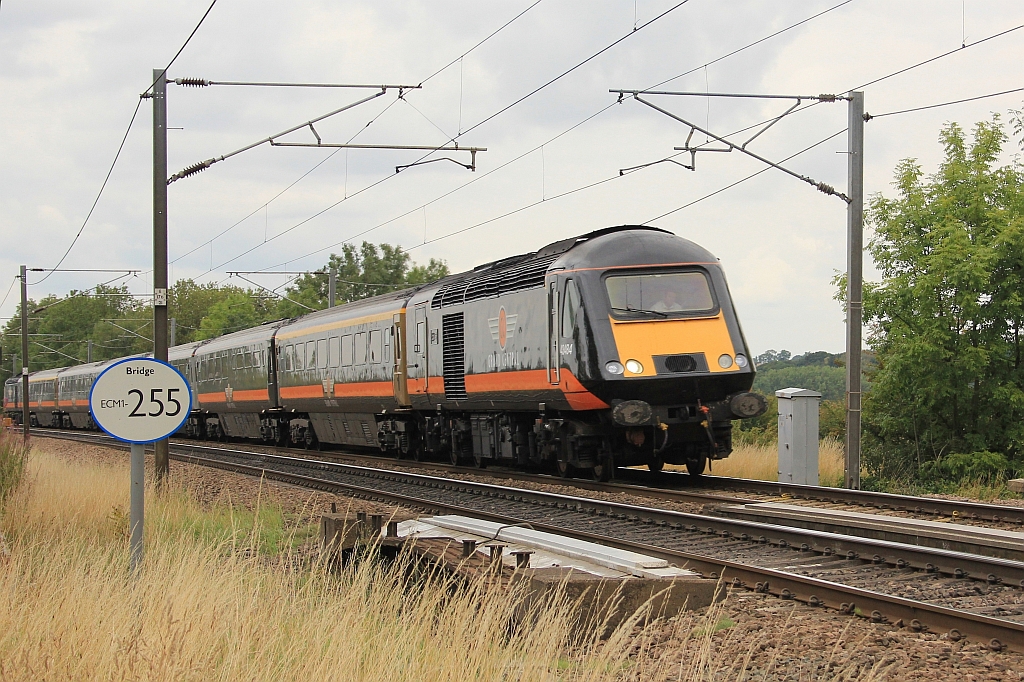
[89,357,191,571]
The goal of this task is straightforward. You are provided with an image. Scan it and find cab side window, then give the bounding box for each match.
[562,280,580,337]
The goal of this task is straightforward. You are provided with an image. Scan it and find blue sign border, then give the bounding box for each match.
[88,357,193,444]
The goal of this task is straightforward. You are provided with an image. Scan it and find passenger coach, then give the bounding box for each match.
[4,226,766,480]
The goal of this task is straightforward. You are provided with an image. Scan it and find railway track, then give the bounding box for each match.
[26,426,1024,535]
[29,428,1024,652]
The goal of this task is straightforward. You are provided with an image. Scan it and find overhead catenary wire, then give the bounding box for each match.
[407,128,846,250]
[266,3,859,271]
[192,0,690,278]
[418,0,544,85]
[0,277,17,312]
[167,3,542,272]
[169,97,404,268]
[865,85,1024,119]
[35,0,220,284]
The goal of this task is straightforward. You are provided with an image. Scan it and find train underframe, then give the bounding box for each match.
[374,407,731,480]
[11,402,736,482]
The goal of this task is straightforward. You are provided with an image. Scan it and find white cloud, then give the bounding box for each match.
[2,0,1022,355]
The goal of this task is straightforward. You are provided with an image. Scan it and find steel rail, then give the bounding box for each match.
[181,444,1024,587]
[23,427,1024,525]
[172,446,1024,653]
[23,428,1024,650]
[687,472,1024,524]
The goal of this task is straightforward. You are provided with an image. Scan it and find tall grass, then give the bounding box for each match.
[0,431,26,504]
[672,437,847,487]
[1,449,755,681]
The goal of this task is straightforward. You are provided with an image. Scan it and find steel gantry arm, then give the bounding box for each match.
[611,89,850,203]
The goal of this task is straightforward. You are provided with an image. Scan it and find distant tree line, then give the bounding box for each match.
[0,242,448,385]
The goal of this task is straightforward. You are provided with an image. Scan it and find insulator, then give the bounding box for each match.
[168,160,212,184]
[175,77,209,87]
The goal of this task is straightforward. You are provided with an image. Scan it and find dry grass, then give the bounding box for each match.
[0,449,713,681]
[0,448,881,681]
[669,437,847,487]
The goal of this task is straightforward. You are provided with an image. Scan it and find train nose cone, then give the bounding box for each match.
[612,400,653,426]
[730,392,767,419]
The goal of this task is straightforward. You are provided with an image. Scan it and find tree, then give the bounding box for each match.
[197,292,263,340]
[171,280,275,344]
[857,116,1024,481]
[276,242,449,318]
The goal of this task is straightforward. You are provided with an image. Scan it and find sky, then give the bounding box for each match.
[1,0,1022,357]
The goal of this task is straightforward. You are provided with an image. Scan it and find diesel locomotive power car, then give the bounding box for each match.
[4,226,766,479]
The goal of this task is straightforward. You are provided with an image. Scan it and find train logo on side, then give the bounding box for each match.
[488,307,518,350]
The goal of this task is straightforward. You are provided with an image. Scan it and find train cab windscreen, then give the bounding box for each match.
[605,271,715,317]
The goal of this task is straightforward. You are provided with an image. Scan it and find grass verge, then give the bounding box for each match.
[2,447,784,681]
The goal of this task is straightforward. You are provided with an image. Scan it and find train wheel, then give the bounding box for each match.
[686,454,707,477]
[473,452,488,469]
[556,458,573,478]
[591,455,613,482]
[648,457,664,474]
[449,447,460,466]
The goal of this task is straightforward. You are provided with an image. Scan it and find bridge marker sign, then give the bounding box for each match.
[89,357,191,571]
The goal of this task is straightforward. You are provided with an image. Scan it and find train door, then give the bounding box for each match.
[411,304,428,395]
[547,280,560,384]
[559,279,581,381]
[267,339,279,407]
[392,312,410,407]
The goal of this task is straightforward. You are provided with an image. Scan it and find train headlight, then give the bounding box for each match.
[605,361,624,375]
[718,354,734,369]
[625,359,644,374]
[735,354,749,368]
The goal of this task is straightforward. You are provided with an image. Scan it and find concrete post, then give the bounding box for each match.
[776,387,821,485]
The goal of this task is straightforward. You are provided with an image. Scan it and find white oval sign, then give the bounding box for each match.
[89,358,192,443]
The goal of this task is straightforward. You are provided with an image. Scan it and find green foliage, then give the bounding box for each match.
[733,392,846,445]
[918,451,1013,486]
[753,365,846,402]
[853,116,1024,482]
[197,292,264,340]
[818,399,847,441]
[0,243,446,376]
[276,242,448,318]
[0,284,148,382]
[169,280,275,345]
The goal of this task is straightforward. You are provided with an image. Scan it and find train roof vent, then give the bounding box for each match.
[431,255,558,308]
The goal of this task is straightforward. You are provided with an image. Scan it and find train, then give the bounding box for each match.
[4,226,767,480]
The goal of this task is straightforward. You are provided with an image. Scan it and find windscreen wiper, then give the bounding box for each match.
[611,306,668,318]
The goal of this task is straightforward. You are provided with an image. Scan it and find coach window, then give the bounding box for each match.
[368,329,382,364]
[329,336,340,368]
[306,340,316,370]
[383,328,392,364]
[341,335,353,366]
[317,339,328,369]
[354,332,367,365]
[291,344,302,371]
[562,280,580,337]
